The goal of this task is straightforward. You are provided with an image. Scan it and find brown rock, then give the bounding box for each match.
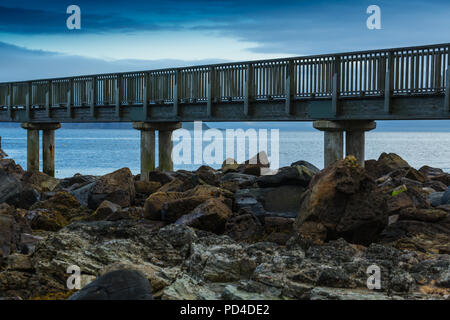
[221,158,239,173]
[399,208,448,223]
[135,180,161,195]
[30,191,86,222]
[224,208,263,242]
[90,200,121,221]
[175,198,232,233]
[88,168,136,209]
[294,157,388,245]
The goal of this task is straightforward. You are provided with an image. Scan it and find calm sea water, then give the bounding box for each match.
[0,127,449,178]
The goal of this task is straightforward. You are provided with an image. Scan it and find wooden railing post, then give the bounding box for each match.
[115,74,122,118]
[207,66,215,117]
[143,72,149,120]
[67,79,73,117]
[25,82,32,120]
[173,70,180,116]
[445,46,450,111]
[244,63,253,116]
[46,80,52,118]
[445,67,450,112]
[7,83,12,119]
[90,76,97,117]
[285,60,295,115]
[384,51,394,113]
[332,56,340,116]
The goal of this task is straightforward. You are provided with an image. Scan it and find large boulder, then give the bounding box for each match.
[234,185,305,219]
[0,206,32,260]
[365,153,410,179]
[294,157,388,245]
[144,185,232,222]
[175,198,232,234]
[88,168,135,209]
[0,170,23,204]
[68,270,152,300]
[30,191,87,222]
[257,165,315,188]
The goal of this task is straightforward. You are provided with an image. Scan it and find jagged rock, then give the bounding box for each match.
[21,171,60,193]
[224,208,264,242]
[220,172,257,189]
[294,157,388,245]
[6,187,40,210]
[399,207,448,222]
[68,270,152,300]
[88,168,135,209]
[144,185,232,222]
[378,218,450,254]
[100,262,179,295]
[30,191,87,222]
[134,180,161,195]
[0,170,23,204]
[221,158,239,173]
[0,209,32,260]
[158,178,184,192]
[257,165,314,187]
[365,153,410,179]
[236,151,270,176]
[161,274,218,300]
[175,198,232,234]
[195,165,219,186]
[234,186,304,219]
[60,174,97,190]
[25,209,68,231]
[69,182,96,207]
[429,192,444,207]
[442,187,450,205]
[290,160,320,174]
[148,171,175,185]
[90,200,121,221]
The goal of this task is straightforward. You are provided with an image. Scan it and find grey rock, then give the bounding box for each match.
[68,270,152,300]
[441,187,450,205]
[70,182,95,207]
[0,170,23,204]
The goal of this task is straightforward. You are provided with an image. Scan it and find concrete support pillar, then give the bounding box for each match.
[26,128,40,172]
[132,122,156,181]
[21,123,60,176]
[344,121,376,167]
[313,120,376,168]
[324,131,344,167]
[313,120,344,168]
[157,122,182,172]
[133,122,181,176]
[42,129,55,176]
[159,130,174,172]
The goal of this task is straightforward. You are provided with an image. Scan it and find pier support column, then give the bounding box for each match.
[344,121,376,167]
[313,120,344,168]
[133,122,156,181]
[157,123,182,172]
[42,123,61,177]
[313,120,376,168]
[21,123,60,175]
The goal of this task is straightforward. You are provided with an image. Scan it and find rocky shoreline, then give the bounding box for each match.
[0,152,449,300]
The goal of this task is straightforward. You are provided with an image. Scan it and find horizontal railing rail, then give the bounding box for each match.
[0,43,449,115]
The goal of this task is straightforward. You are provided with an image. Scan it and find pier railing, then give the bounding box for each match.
[0,43,449,115]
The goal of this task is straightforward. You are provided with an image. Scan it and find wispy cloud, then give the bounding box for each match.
[0,42,227,82]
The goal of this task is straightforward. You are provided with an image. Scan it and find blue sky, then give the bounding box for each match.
[0,0,449,81]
